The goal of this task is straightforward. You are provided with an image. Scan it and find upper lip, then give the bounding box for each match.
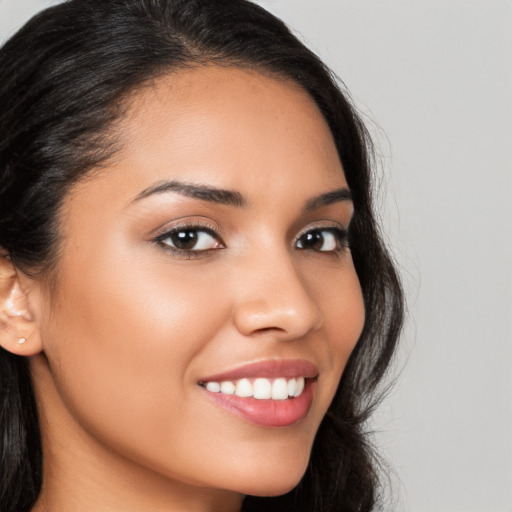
[199,359,319,383]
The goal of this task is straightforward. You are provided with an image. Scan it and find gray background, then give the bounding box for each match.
[1,1,511,511]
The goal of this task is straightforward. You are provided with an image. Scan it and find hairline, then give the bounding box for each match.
[30,60,339,292]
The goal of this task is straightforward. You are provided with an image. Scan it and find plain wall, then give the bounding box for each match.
[1,1,511,511]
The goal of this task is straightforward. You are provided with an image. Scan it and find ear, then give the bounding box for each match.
[0,254,43,356]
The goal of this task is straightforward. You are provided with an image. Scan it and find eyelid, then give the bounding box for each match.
[151,217,223,241]
[294,221,349,240]
[294,222,350,252]
[150,218,226,258]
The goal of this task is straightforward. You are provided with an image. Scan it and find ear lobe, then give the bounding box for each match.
[0,255,43,356]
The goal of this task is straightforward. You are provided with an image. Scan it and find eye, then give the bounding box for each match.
[155,226,224,253]
[295,227,348,253]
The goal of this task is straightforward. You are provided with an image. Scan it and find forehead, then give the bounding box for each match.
[68,66,346,210]
[115,66,345,188]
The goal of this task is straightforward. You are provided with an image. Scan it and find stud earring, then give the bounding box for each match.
[18,337,27,345]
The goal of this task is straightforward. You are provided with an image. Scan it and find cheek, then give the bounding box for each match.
[308,257,365,388]
[332,271,365,362]
[47,237,228,363]
[40,243,232,467]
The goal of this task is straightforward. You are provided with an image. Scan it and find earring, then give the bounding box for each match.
[18,337,27,345]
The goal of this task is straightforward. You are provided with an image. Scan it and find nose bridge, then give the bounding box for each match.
[232,244,324,339]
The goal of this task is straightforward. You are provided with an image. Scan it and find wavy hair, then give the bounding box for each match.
[0,1,404,510]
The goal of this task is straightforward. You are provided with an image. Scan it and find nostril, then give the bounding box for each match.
[253,326,286,335]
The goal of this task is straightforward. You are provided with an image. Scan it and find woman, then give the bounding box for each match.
[0,0,403,510]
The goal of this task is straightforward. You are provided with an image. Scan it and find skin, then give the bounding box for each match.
[0,66,365,511]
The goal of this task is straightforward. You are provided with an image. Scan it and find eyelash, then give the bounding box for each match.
[153,223,350,259]
[153,222,223,259]
[295,226,350,254]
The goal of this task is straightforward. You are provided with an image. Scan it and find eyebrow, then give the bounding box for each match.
[131,180,247,208]
[131,179,352,211]
[303,187,352,211]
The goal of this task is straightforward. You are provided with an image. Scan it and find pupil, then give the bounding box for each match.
[303,231,323,249]
[172,230,197,250]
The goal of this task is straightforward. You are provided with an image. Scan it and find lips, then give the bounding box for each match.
[200,359,319,382]
[199,359,318,427]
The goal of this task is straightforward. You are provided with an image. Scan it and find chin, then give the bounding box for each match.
[229,460,309,498]
[241,478,302,499]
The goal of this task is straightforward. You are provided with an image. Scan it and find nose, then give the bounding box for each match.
[232,250,324,340]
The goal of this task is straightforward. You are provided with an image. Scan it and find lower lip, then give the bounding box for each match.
[202,379,315,428]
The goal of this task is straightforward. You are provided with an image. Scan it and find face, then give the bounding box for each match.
[33,67,365,501]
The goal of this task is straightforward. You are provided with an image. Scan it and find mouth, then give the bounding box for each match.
[198,359,318,428]
[199,376,308,400]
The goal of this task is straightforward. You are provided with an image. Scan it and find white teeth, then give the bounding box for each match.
[271,378,288,400]
[204,376,308,400]
[235,378,253,397]
[253,378,272,399]
[287,378,296,397]
[294,377,305,397]
[206,382,221,393]
[220,381,236,395]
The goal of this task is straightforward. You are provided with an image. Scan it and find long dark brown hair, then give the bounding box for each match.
[0,1,404,510]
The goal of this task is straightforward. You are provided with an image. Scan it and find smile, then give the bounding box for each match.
[201,377,306,400]
[199,360,318,427]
